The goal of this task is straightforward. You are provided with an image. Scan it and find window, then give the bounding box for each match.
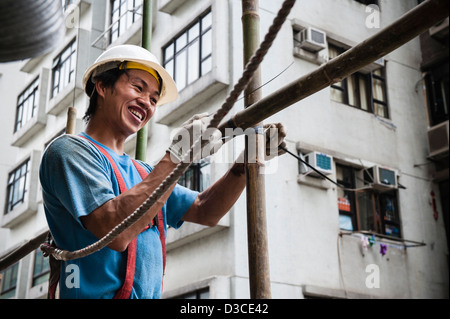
[32,248,50,287]
[178,160,210,192]
[424,62,449,126]
[329,44,389,118]
[337,164,357,231]
[14,77,39,133]
[329,45,349,104]
[0,263,19,299]
[110,0,143,43]
[347,72,370,112]
[163,10,212,91]
[51,39,77,98]
[357,191,401,237]
[5,159,30,214]
[337,164,401,237]
[371,68,389,117]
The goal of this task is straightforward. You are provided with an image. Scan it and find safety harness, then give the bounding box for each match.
[47,136,166,299]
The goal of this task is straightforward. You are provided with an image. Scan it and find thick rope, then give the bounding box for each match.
[41,0,296,261]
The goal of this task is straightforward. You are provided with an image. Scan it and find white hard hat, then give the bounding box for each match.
[82,44,178,106]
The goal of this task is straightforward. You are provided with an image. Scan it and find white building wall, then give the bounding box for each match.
[0,0,447,299]
[0,61,23,253]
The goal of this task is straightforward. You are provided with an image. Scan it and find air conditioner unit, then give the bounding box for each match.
[429,17,449,40]
[364,165,398,190]
[360,57,385,73]
[427,120,449,159]
[294,27,327,53]
[303,151,333,176]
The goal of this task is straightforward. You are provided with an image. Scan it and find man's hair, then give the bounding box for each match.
[83,68,128,122]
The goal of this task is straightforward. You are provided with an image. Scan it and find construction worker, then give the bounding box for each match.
[39,44,286,299]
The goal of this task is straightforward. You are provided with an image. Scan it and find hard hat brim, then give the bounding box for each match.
[82,47,178,106]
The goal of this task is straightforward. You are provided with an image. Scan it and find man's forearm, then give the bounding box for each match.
[182,161,246,226]
[80,153,178,252]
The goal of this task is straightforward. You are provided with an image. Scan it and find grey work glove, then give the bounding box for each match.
[168,113,223,163]
[236,122,287,164]
[263,122,287,161]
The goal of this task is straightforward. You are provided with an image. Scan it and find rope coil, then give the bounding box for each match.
[41,0,297,261]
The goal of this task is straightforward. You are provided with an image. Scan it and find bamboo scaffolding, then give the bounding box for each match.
[135,0,153,161]
[0,230,48,273]
[242,0,271,299]
[0,0,447,273]
[219,0,449,133]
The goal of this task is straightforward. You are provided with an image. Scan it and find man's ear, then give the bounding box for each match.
[95,80,107,99]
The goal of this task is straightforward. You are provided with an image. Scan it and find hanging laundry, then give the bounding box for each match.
[380,243,387,256]
[361,235,370,251]
[369,235,376,247]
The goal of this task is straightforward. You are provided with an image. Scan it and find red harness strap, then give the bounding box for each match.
[131,159,167,276]
[79,136,166,299]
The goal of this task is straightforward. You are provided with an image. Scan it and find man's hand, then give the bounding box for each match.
[262,122,287,161]
[167,113,223,163]
[236,122,287,164]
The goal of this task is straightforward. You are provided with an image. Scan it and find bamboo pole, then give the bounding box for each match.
[242,0,271,299]
[219,0,449,133]
[0,230,49,272]
[66,106,77,135]
[135,0,152,161]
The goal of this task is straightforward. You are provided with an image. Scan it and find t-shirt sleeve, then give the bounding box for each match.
[39,135,116,228]
[166,184,198,229]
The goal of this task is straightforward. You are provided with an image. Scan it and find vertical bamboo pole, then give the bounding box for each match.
[136,0,152,161]
[66,106,77,134]
[242,0,271,299]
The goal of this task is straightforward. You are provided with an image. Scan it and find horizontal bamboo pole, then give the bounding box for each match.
[0,231,48,271]
[219,0,449,133]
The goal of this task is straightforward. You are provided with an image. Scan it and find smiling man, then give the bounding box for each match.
[39,45,286,299]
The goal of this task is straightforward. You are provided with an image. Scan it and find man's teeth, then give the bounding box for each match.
[129,108,143,120]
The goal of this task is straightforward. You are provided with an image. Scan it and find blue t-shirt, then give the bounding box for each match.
[39,133,198,299]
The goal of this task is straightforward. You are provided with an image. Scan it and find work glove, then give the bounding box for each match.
[236,122,287,164]
[168,113,223,163]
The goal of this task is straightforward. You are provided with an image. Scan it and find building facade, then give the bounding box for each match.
[0,0,448,299]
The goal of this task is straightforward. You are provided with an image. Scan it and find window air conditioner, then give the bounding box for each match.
[364,165,398,190]
[303,151,333,176]
[294,27,327,53]
[427,120,449,159]
[429,17,449,40]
